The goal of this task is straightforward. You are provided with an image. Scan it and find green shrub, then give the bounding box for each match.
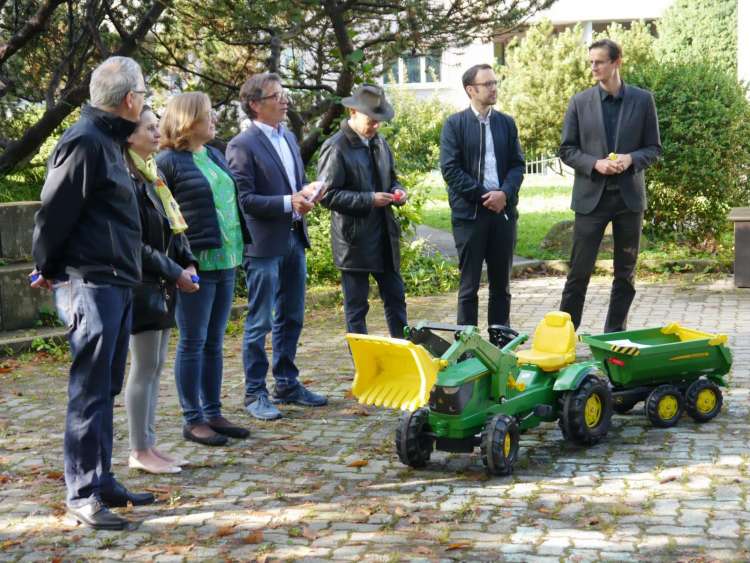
[628,61,750,245]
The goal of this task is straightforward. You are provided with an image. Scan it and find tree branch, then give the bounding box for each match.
[0,0,66,65]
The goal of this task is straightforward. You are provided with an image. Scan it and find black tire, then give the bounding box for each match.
[559,374,613,446]
[645,384,684,428]
[480,414,519,476]
[685,379,723,423]
[613,398,639,414]
[395,408,434,468]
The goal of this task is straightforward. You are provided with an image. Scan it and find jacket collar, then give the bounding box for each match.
[82,104,137,142]
[340,119,375,149]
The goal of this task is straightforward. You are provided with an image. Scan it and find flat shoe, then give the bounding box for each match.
[182,424,228,446]
[208,416,250,439]
[128,455,181,474]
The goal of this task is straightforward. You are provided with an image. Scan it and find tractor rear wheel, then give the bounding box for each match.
[645,385,684,428]
[395,408,434,468]
[559,374,613,446]
[480,414,519,476]
[685,379,722,423]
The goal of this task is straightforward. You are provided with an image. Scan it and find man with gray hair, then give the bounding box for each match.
[31,56,155,530]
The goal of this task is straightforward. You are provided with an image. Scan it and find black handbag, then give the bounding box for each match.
[131,280,172,333]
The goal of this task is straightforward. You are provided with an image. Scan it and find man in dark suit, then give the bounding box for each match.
[559,39,661,332]
[227,72,327,421]
[440,64,525,328]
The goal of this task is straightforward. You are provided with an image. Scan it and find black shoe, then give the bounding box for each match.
[68,500,129,530]
[100,480,155,508]
[208,416,250,439]
[183,423,229,446]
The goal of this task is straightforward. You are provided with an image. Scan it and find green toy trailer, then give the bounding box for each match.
[347,312,614,476]
[579,324,731,427]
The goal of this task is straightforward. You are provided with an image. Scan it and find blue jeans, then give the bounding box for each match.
[243,230,306,399]
[55,278,133,508]
[174,268,235,425]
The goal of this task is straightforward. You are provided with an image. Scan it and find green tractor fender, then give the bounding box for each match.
[552,360,603,392]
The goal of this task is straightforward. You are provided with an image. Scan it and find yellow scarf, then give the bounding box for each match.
[129,149,188,234]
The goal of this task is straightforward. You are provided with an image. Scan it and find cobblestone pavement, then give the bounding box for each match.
[1,275,749,562]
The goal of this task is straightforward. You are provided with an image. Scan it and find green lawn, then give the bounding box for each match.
[418,178,734,265]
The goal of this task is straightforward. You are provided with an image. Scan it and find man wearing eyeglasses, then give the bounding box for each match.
[559,39,661,333]
[440,64,525,330]
[227,72,328,422]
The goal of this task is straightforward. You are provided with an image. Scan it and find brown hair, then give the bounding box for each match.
[239,72,281,119]
[159,92,211,151]
[126,105,154,182]
[589,38,622,62]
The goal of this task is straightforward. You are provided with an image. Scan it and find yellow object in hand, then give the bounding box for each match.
[608,152,618,161]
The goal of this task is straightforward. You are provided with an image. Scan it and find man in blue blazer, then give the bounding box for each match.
[227,72,327,421]
[559,39,661,332]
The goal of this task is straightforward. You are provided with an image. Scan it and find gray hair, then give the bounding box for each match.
[89,56,144,108]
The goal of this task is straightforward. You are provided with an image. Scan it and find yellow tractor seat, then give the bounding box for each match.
[515,311,577,372]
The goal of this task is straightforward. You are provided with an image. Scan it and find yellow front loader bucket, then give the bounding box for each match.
[347,333,443,411]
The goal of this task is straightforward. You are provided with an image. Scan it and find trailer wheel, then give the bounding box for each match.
[645,385,684,428]
[396,408,434,468]
[560,375,613,446]
[685,379,722,423]
[480,414,519,476]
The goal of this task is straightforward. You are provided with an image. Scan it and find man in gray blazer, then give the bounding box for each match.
[559,39,661,333]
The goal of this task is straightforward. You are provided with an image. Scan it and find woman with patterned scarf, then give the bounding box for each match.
[124,106,199,473]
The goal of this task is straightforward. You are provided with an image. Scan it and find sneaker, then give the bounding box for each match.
[271,384,328,407]
[245,393,283,421]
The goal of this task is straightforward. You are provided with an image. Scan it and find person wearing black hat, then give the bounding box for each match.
[318,84,408,338]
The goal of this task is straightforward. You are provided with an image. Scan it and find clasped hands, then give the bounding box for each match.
[481,189,507,214]
[595,153,633,176]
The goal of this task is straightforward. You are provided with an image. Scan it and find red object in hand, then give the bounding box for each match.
[392,191,403,202]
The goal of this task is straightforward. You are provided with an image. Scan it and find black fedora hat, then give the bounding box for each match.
[341,84,394,122]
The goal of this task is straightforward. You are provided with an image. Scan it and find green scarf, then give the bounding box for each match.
[129,149,188,234]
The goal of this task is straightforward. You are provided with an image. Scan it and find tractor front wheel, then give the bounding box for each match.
[645,384,684,428]
[480,414,519,476]
[685,379,723,423]
[559,375,613,446]
[395,408,434,468]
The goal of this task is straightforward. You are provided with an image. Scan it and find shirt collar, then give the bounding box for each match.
[470,104,493,122]
[599,82,625,101]
[253,120,284,137]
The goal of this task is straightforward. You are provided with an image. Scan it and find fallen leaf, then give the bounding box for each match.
[242,530,264,544]
[281,444,311,453]
[1,540,21,549]
[0,367,12,373]
[302,526,318,540]
[344,390,356,400]
[585,516,600,526]
[659,475,677,484]
[414,546,433,555]
[347,459,368,468]
[538,507,552,514]
[393,506,407,517]
[445,541,472,551]
[340,405,371,417]
[46,470,64,481]
[216,526,235,537]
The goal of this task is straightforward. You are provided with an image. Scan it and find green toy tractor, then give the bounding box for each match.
[347,312,613,475]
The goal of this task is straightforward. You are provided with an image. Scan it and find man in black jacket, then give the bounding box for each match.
[318,84,408,337]
[440,64,525,328]
[559,39,661,332]
[31,56,155,530]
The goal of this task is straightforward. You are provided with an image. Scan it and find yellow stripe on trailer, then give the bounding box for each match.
[609,344,641,356]
[669,352,710,361]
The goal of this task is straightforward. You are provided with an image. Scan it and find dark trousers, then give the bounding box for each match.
[452,209,517,326]
[55,278,132,508]
[560,189,643,333]
[340,257,408,338]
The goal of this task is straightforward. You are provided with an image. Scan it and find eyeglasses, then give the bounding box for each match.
[258,90,289,103]
[471,80,498,89]
[590,59,612,67]
[131,89,150,96]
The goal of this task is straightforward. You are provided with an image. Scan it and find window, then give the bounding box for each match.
[382,51,443,84]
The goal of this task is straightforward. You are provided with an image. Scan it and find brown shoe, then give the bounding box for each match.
[208,416,250,439]
[183,423,228,446]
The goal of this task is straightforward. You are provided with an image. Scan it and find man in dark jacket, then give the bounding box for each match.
[440,64,525,328]
[227,72,328,421]
[559,39,661,332]
[31,56,155,530]
[318,84,408,337]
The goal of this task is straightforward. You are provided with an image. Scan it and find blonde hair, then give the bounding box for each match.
[159,92,211,151]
